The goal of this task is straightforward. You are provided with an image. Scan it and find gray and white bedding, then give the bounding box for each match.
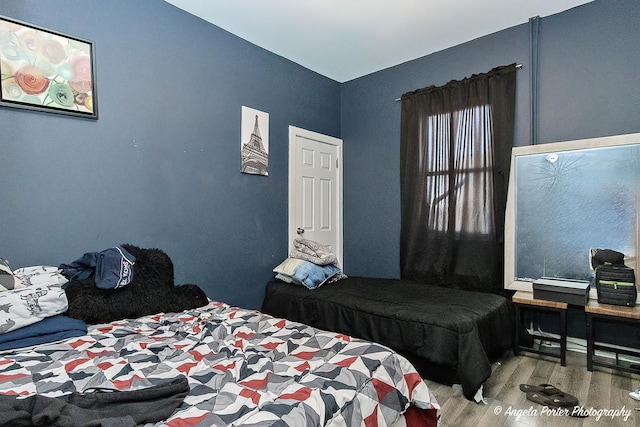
[0,301,440,426]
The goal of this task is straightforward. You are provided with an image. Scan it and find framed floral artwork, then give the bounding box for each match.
[0,16,97,119]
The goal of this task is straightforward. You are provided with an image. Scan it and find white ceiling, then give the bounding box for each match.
[164,0,593,82]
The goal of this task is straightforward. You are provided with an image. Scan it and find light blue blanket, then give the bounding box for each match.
[273,258,341,289]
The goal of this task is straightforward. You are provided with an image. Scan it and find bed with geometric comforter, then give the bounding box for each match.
[0,301,439,426]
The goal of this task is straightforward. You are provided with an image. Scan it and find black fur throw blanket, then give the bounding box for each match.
[64,244,209,324]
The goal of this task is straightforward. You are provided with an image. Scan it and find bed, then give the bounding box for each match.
[261,276,514,400]
[0,300,439,426]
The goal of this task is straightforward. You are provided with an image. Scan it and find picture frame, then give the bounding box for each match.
[240,106,269,176]
[0,15,98,119]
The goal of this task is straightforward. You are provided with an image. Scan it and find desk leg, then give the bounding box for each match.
[514,305,520,355]
[586,313,594,371]
[560,309,567,367]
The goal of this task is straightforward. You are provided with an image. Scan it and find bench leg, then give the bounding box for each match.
[514,305,520,355]
[560,309,567,367]
[586,313,594,371]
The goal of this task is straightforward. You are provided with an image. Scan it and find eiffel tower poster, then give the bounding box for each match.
[240,106,269,176]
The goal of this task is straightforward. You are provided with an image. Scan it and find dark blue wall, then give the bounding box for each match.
[340,0,640,278]
[535,0,640,143]
[2,0,639,312]
[0,0,341,310]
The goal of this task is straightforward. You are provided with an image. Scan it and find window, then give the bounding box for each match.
[424,105,494,235]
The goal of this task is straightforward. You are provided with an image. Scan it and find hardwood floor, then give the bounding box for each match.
[423,350,640,426]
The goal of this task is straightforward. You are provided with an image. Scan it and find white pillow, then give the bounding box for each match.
[0,284,68,334]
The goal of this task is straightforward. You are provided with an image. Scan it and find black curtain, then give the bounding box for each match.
[400,64,516,292]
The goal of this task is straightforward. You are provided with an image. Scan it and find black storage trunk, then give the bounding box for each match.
[533,278,590,306]
[595,265,637,307]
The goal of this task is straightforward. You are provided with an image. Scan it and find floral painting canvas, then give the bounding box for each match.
[0,16,97,119]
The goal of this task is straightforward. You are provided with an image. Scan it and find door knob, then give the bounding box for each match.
[296,228,305,235]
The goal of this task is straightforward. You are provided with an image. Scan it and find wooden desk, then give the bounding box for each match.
[512,290,568,366]
[585,300,640,373]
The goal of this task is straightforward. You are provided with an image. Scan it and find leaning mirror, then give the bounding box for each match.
[504,132,640,297]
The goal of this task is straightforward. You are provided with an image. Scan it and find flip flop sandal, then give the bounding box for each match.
[521,384,580,408]
[519,383,579,405]
[520,383,564,396]
[526,392,589,418]
[526,391,577,408]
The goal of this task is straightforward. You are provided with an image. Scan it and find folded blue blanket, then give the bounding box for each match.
[0,315,87,350]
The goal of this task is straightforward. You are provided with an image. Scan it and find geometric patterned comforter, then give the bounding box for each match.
[0,301,439,426]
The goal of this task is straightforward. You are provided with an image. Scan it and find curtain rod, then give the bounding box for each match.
[394,63,523,102]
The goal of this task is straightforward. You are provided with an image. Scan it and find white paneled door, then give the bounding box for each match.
[288,126,343,267]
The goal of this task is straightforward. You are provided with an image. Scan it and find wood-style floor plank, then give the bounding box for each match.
[425,350,639,427]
